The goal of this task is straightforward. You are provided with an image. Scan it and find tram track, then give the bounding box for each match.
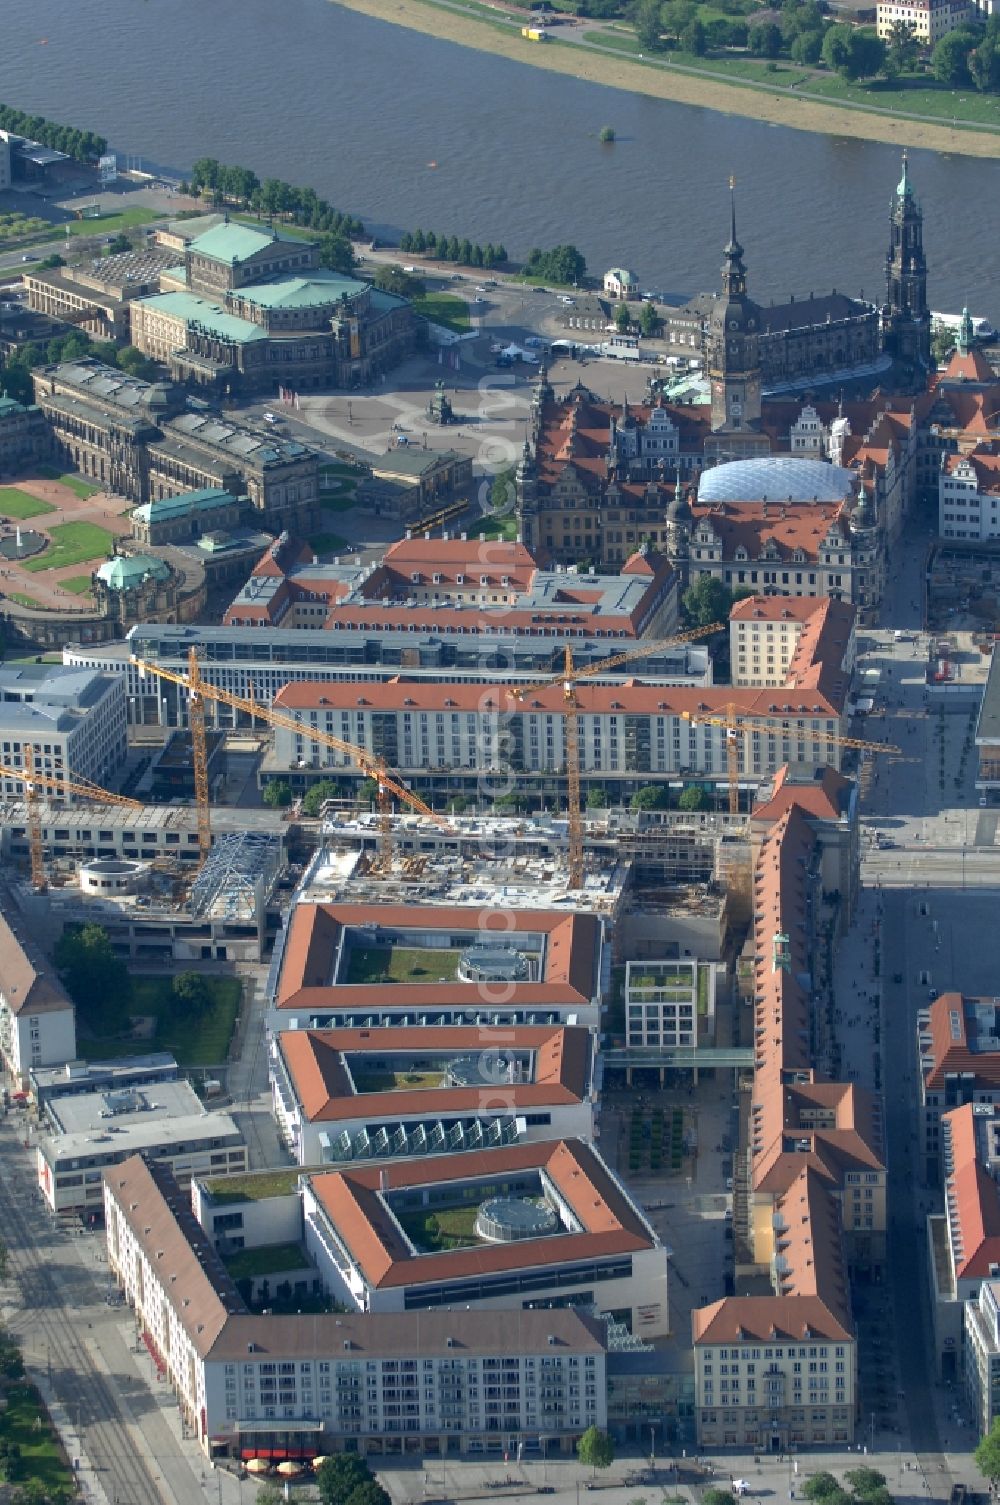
[0,1145,168,1505]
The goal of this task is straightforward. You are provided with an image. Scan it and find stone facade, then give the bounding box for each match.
[129,221,417,395]
[31,358,321,535]
[0,396,52,476]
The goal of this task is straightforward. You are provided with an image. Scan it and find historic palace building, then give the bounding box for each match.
[31,358,322,535]
[128,220,417,395]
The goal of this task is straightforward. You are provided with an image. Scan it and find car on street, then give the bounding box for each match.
[928,987,938,1000]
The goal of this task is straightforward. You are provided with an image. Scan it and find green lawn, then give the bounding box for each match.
[60,574,95,595]
[481,514,518,541]
[37,468,103,499]
[320,492,357,514]
[80,974,242,1066]
[395,1202,482,1251]
[352,1069,447,1093]
[0,1384,74,1497]
[345,945,461,985]
[0,213,51,242]
[22,522,116,573]
[223,1242,310,1280]
[0,487,56,520]
[308,531,348,557]
[6,592,44,609]
[412,293,471,333]
[65,207,158,237]
[204,1168,307,1204]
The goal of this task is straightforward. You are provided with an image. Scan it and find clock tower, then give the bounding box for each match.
[705,180,767,460]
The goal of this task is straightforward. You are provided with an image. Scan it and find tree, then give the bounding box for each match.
[615,301,632,334]
[117,345,157,380]
[106,233,133,256]
[704,1492,737,1505]
[749,20,783,56]
[345,1485,391,1505]
[490,466,517,517]
[172,971,211,1018]
[933,26,975,81]
[630,784,671,811]
[639,299,661,336]
[0,1443,21,1483]
[634,0,665,49]
[791,28,824,62]
[681,16,708,52]
[968,33,1000,90]
[372,264,423,298]
[316,1456,372,1505]
[884,17,920,72]
[53,922,131,1032]
[301,779,342,817]
[577,1426,615,1474]
[318,234,355,274]
[821,23,884,76]
[586,786,608,808]
[802,1475,843,1501]
[37,253,66,271]
[844,1470,887,1499]
[254,1486,284,1505]
[679,785,710,811]
[661,0,698,37]
[682,574,733,628]
[977,1421,1000,1488]
[263,779,292,808]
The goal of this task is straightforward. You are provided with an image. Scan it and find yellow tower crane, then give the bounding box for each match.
[507,623,726,889]
[17,746,146,893]
[131,650,450,869]
[680,703,902,815]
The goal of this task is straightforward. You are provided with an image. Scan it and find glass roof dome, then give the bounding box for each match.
[697,457,855,506]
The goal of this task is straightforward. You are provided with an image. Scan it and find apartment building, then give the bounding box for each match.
[0,664,126,801]
[926,1103,1000,1380]
[965,1279,1000,1438]
[0,897,76,1084]
[301,1139,670,1338]
[729,597,856,690]
[939,445,1000,541]
[918,993,1000,1177]
[692,780,877,1448]
[38,1078,246,1214]
[105,1156,608,1459]
[693,1167,857,1451]
[269,676,846,807]
[876,0,968,41]
[270,1024,595,1166]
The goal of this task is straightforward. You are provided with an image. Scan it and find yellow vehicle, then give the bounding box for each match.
[521,25,548,40]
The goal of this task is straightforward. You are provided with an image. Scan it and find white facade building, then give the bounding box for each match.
[0,664,127,800]
[624,959,717,1049]
[876,0,968,41]
[0,900,76,1083]
[105,1155,609,1459]
[271,1025,596,1167]
[939,446,1000,541]
[301,1139,671,1339]
[38,1079,246,1213]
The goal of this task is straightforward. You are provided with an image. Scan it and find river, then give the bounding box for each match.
[3,0,998,314]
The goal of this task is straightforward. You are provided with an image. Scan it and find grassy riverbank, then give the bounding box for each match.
[331,0,1000,158]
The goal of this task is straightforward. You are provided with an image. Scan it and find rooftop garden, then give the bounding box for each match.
[351,1068,447,1093]
[393,1202,483,1252]
[223,1242,311,1280]
[203,1168,306,1204]
[344,944,462,986]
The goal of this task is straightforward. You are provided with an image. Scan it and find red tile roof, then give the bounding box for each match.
[278,1024,591,1122]
[941,1103,1000,1281]
[922,994,1000,1092]
[274,903,600,1014]
[306,1139,655,1289]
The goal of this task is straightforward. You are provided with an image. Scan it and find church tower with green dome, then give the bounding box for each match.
[884,152,930,376]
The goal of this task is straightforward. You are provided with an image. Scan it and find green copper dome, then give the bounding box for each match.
[896,153,910,197]
[96,554,171,591]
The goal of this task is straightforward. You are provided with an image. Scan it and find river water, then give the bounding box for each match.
[3,0,998,313]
